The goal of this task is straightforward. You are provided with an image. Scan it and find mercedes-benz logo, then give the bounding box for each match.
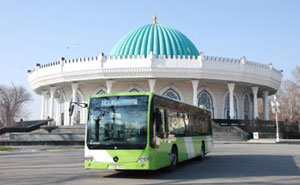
[113,156,119,162]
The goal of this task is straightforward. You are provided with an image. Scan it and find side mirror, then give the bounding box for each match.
[69,104,74,117]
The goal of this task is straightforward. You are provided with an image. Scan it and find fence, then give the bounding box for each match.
[213,119,300,139]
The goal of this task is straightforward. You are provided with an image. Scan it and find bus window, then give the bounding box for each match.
[178,113,186,136]
[95,118,100,141]
[155,108,164,138]
[163,109,169,138]
[168,110,178,136]
[168,110,187,136]
[193,112,210,135]
[204,114,210,134]
[183,113,189,135]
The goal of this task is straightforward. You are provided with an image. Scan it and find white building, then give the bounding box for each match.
[28,16,282,126]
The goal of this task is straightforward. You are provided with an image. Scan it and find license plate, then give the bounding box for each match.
[108,165,124,169]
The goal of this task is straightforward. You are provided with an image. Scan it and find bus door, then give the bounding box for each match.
[153,108,170,166]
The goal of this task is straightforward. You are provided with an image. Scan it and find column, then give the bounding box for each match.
[191,80,199,106]
[263,90,269,120]
[55,97,60,126]
[44,94,49,119]
[82,106,87,124]
[148,79,156,93]
[228,83,235,119]
[40,90,48,119]
[252,86,259,119]
[49,87,56,121]
[106,80,114,93]
[71,83,79,125]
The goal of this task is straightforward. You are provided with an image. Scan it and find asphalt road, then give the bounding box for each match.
[1,144,300,185]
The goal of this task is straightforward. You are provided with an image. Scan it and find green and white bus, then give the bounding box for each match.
[84,92,213,170]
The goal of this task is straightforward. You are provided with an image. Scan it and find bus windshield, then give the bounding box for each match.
[87,95,149,149]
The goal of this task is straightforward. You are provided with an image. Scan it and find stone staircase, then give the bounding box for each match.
[8,124,86,142]
[212,122,250,141]
[51,125,85,134]
[3,122,250,144]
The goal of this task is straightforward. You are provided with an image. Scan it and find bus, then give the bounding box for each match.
[84,92,213,170]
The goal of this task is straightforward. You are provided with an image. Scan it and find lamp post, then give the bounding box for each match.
[271,95,280,142]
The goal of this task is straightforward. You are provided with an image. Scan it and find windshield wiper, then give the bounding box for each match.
[103,138,113,141]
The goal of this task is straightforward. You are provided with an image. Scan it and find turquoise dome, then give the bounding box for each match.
[110,24,199,58]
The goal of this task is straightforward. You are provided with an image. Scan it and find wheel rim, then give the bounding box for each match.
[201,147,205,159]
[171,152,177,166]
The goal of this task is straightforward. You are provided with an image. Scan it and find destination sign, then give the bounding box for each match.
[101,99,138,107]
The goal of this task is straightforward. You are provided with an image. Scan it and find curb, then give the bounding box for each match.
[214,140,300,144]
[0,141,84,146]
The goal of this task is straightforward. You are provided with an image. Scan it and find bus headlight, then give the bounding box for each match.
[138,157,151,162]
[85,156,94,161]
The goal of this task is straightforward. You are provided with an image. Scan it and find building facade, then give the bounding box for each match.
[28,17,282,126]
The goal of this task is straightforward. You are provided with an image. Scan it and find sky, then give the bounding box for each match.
[0,0,299,120]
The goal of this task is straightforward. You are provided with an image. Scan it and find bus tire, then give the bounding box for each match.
[169,146,178,170]
[200,142,205,160]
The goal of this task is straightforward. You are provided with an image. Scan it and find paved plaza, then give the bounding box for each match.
[0,144,299,185]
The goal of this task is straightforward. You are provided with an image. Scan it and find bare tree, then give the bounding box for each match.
[0,84,32,127]
[292,66,300,86]
[258,99,263,119]
[276,80,300,122]
[265,66,300,123]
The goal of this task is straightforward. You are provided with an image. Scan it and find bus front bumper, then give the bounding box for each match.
[85,161,151,170]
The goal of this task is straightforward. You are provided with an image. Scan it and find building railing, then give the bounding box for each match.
[213,119,300,139]
[27,53,282,91]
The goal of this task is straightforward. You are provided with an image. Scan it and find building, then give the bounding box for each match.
[27,16,282,126]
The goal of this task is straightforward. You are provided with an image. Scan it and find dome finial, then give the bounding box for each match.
[152,10,157,24]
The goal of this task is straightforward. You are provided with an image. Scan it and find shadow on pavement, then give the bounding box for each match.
[104,154,300,180]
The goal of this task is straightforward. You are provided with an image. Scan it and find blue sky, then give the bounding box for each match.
[0,0,299,119]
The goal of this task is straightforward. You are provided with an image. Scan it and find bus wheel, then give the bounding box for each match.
[169,147,178,170]
[200,143,205,160]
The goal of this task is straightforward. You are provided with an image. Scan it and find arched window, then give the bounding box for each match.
[162,88,181,101]
[198,90,214,118]
[129,88,139,92]
[244,95,250,120]
[224,94,238,119]
[97,89,106,94]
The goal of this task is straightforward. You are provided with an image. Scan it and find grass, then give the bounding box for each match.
[0,146,14,151]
